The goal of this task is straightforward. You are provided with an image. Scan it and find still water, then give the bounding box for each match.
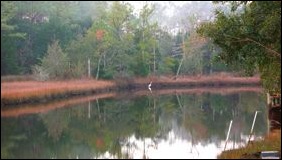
[1,89,267,159]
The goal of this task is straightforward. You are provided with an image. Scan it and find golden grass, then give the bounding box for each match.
[1,75,34,82]
[218,130,281,159]
[1,79,115,104]
[1,74,261,105]
[134,74,261,84]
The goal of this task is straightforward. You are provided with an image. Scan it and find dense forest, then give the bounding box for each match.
[1,1,281,92]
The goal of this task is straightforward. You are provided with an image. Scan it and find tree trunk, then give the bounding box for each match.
[88,58,91,78]
[153,43,156,74]
[96,55,102,80]
[142,30,145,61]
[175,58,184,79]
[103,54,106,68]
[175,30,185,80]
[88,101,91,119]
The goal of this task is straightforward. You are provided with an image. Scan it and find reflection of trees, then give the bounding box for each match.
[2,96,160,158]
[237,92,267,135]
[156,95,178,141]
[1,92,267,158]
[1,116,50,159]
[87,96,160,158]
[206,94,234,139]
[177,94,207,146]
[176,92,267,148]
[1,119,27,159]
[40,109,70,142]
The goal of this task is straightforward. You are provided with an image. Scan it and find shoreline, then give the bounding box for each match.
[1,86,263,118]
[218,129,281,159]
[1,75,262,106]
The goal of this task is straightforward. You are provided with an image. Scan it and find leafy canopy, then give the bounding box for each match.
[197,1,281,92]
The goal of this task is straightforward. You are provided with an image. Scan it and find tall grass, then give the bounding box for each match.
[1,79,115,105]
[1,75,34,82]
[1,74,261,105]
[132,75,261,89]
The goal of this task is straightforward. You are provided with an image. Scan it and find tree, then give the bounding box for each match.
[1,1,25,75]
[1,1,98,75]
[197,1,281,92]
[157,30,176,75]
[33,40,69,80]
[1,1,17,33]
[134,3,159,76]
[101,1,136,78]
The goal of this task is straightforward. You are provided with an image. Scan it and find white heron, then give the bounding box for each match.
[148,81,152,91]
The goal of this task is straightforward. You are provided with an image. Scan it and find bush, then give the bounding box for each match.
[32,65,49,81]
[70,60,86,78]
[33,40,70,80]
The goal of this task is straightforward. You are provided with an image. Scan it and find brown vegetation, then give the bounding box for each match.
[136,73,261,84]
[1,79,115,105]
[128,74,261,90]
[1,74,261,106]
[1,75,34,82]
[218,130,281,159]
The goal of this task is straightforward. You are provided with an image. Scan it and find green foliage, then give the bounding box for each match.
[182,53,203,75]
[0,1,176,78]
[1,1,17,32]
[3,1,271,80]
[197,1,281,91]
[132,54,150,77]
[158,57,178,74]
[1,1,26,75]
[1,38,21,75]
[70,60,86,78]
[99,68,114,79]
[65,2,171,79]
[1,1,95,75]
[33,40,69,80]
[1,1,25,38]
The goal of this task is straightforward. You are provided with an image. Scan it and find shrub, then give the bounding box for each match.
[33,40,70,80]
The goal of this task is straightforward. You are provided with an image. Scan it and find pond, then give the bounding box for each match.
[1,89,268,159]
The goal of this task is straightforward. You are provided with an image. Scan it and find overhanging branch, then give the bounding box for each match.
[225,34,281,59]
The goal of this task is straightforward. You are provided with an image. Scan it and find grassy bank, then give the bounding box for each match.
[131,74,261,89]
[1,79,115,105]
[218,130,281,159]
[1,74,261,106]
[1,75,34,82]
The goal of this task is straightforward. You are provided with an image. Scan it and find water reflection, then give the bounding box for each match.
[1,90,267,159]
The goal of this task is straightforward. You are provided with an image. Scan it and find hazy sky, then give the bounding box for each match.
[126,1,190,17]
[124,1,215,34]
